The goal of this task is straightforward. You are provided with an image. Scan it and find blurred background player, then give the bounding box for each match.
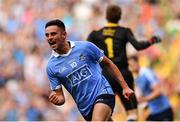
[87,4,161,121]
[128,55,174,121]
[45,19,134,121]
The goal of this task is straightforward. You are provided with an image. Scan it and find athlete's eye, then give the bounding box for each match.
[51,32,57,36]
[45,33,49,37]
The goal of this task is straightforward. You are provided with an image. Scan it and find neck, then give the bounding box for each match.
[105,22,119,27]
[56,41,70,55]
[136,68,140,74]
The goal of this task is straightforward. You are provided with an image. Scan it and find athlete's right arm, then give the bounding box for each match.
[126,28,152,50]
[100,56,134,100]
[49,87,65,106]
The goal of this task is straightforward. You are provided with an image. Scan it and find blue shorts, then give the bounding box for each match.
[83,94,115,121]
[147,107,174,121]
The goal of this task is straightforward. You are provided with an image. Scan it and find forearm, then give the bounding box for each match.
[127,29,151,50]
[146,90,161,101]
[140,89,161,102]
[103,59,128,89]
[131,40,151,50]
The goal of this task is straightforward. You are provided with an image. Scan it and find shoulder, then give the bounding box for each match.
[89,28,105,35]
[115,25,129,30]
[46,56,55,71]
[73,41,96,51]
[116,25,132,32]
[140,67,156,79]
[75,41,95,46]
[140,67,151,75]
[88,30,100,38]
[115,26,133,35]
[84,41,97,48]
[122,26,132,32]
[78,41,101,53]
[90,30,98,34]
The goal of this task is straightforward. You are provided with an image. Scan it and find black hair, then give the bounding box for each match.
[45,19,66,31]
[106,4,122,23]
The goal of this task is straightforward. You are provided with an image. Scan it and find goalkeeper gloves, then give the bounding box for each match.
[149,36,161,44]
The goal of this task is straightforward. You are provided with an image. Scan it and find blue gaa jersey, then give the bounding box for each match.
[135,68,171,115]
[46,41,114,116]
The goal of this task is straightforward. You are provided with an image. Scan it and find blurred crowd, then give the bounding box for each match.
[0,0,180,121]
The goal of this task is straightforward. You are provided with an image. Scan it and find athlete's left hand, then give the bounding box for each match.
[122,87,134,100]
[149,35,162,44]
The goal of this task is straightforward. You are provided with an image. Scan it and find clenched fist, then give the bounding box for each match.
[122,87,134,100]
[49,91,65,105]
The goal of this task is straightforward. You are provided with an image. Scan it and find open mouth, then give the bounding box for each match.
[48,41,57,48]
[49,41,56,45]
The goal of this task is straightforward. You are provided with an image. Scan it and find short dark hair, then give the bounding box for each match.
[45,19,66,31]
[106,5,121,23]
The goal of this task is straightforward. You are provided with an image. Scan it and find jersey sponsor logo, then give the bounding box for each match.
[67,64,92,86]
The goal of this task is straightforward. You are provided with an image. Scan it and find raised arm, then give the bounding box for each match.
[126,28,161,50]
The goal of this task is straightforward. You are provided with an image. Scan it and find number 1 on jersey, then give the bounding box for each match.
[105,38,114,58]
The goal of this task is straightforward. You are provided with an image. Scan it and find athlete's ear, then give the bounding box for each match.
[62,31,67,39]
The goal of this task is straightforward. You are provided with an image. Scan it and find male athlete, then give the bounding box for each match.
[45,19,134,121]
[87,4,161,121]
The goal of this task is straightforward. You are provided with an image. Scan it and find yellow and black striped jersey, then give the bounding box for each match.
[87,23,151,69]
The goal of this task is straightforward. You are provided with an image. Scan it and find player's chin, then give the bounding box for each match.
[51,45,58,50]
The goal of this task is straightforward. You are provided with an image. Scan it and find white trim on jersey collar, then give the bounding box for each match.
[52,40,75,57]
